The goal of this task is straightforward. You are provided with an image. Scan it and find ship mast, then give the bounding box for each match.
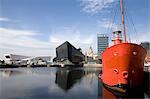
[120,0,127,42]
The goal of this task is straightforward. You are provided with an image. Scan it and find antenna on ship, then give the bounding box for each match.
[119,0,127,42]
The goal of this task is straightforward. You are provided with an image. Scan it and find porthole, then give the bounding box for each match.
[114,69,119,74]
[133,51,137,55]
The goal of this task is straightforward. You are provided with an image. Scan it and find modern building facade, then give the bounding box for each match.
[140,42,150,50]
[97,34,109,60]
[140,42,150,63]
[4,54,29,64]
[53,41,85,66]
[3,54,51,65]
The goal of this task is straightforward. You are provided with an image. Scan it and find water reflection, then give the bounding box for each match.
[0,67,149,99]
[99,74,150,99]
[101,84,145,99]
[144,72,150,97]
[0,67,101,99]
[0,69,24,77]
[55,68,85,91]
[102,86,117,99]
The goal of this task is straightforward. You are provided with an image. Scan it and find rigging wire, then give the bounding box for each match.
[124,11,133,42]
[123,1,133,43]
[106,1,119,40]
[123,0,139,43]
[127,10,139,43]
[105,0,139,44]
[124,11,134,43]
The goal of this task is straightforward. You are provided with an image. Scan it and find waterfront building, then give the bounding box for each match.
[85,46,98,64]
[141,42,150,63]
[3,54,51,65]
[97,34,109,61]
[26,56,51,66]
[87,46,94,58]
[53,41,84,66]
[4,54,29,65]
[140,42,150,50]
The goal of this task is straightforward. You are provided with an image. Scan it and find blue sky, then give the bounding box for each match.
[0,0,149,59]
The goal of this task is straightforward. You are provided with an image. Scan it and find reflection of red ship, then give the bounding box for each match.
[102,86,116,99]
[102,85,144,99]
[101,0,147,92]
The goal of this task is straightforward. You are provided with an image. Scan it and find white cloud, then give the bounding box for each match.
[0,27,39,36]
[97,19,150,44]
[1,26,148,60]
[49,27,96,54]
[0,17,12,22]
[82,35,95,44]
[130,32,150,44]
[97,19,118,30]
[0,27,57,59]
[49,27,95,45]
[0,27,96,59]
[0,27,48,48]
[97,18,150,45]
[49,28,80,43]
[80,0,115,14]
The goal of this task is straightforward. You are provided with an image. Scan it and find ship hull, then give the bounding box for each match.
[101,43,146,91]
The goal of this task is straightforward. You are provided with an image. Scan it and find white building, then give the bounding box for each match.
[26,56,51,66]
[85,47,98,64]
[4,54,29,65]
[4,54,51,65]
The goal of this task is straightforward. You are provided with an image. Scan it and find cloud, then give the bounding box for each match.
[130,32,150,44]
[0,17,12,22]
[0,27,96,59]
[49,26,95,45]
[96,19,150,44]
[0,27,38,36]
[1,26,148,60]
[80,0,115,14]
[140,32,150,42]
[49,27,80,43]
[97,19,118,30]
[0,27,47,49]
[49,27,96,53]
[0,27,57,59]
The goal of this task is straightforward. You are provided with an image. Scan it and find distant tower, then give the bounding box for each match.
[97,34,109,60]
[87,46,93,57]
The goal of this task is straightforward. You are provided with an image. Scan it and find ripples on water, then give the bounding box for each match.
[0,67,149,99]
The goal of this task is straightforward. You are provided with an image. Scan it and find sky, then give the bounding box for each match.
[0,0,150,59]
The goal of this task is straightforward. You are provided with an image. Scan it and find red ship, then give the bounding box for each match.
[101,0,147,92]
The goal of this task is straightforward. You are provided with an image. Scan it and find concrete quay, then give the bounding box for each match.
[83,64,102,68]
[144,66,150,72]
